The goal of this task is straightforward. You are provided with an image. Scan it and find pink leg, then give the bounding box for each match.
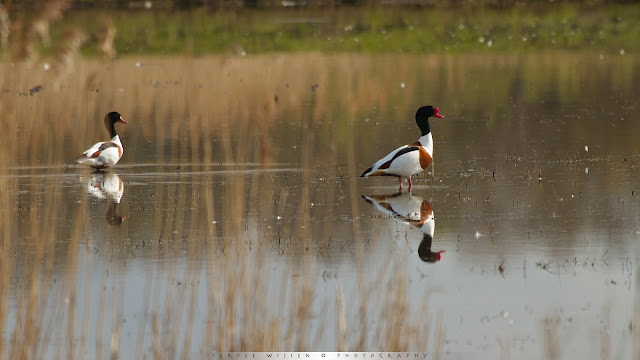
[398,177,403,191]
[408,177,413,192]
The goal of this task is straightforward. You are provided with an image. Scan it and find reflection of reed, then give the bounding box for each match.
[106,202,127,225]
[0,164,79,358]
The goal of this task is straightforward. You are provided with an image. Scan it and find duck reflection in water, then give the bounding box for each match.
[83,172,127,225]
[361,191,444,263]
[106,202,127,225]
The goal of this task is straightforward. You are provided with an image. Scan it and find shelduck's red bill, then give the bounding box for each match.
[434,107,444,118]
[119,117,128,124]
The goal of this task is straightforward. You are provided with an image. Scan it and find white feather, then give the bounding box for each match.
[362,133,433,179]
[76,135,123,168]
[362,192,435,236]
[86,172,124,203]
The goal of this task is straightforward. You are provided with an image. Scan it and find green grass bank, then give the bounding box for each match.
[5,3,640,58]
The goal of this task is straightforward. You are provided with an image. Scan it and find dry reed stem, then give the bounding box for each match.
[344,103,370,350]
[12,0,70,65]
[152,314,163,359]
[96,18,117,60]
[0,4,9,52]
[55,27,87,69]
[336,284,346,351]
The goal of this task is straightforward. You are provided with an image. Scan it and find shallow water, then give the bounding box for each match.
[1,53,639,358]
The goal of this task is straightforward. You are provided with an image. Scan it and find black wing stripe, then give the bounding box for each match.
[390,146,419,162]
[361,165,374,177]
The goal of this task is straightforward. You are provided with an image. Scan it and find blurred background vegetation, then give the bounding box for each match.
[1,0,638,8]
[0,0,637,60]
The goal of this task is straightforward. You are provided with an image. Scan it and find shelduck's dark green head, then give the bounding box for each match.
[416,106,443,121]
[415,106,443,136]
[105,112,127,125]
[104,112,127,138]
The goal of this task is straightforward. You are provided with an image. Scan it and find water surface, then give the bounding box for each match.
[1,53,639,358]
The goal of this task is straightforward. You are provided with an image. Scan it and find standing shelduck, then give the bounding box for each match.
[76,112,127,169]
[360,105,443,190]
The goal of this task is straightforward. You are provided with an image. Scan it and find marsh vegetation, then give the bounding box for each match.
[2,2,639,59]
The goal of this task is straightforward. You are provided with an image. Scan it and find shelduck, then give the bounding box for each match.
[106,202,127,225]
[85,172,125,203]
[361,191,444,263]
[81,172,127,225]
[76,112,127,169]
[360,106,443,190]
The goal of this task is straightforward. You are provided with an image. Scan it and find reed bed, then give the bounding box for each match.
[2,52,638,168]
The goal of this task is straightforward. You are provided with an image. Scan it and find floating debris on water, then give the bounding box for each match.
[29,85,43,95]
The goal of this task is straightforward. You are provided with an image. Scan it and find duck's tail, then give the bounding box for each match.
[360,165,374,177]
[76,156,90,164]
[76,156,102,168]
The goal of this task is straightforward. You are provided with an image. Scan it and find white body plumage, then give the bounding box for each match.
[76,135,124,169]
